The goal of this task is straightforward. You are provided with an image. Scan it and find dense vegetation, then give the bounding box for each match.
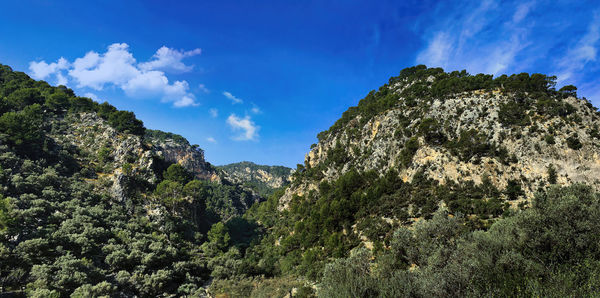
[317,65,586,142]
[1,63,600,297]
[218,161,293,197]
[0,65,261,296]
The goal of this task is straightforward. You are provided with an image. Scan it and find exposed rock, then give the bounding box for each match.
[218,161,293,197]
[281,74,600,210]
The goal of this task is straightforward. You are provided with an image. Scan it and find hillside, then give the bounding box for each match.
[218,161,293,197]
[284,66,600,210]
[2,63,600,297]
[0,64,262,296]
[234,66,600,296]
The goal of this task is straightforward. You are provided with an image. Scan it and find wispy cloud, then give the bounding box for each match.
[209,108,218,118]
[138,46,201,73]
[223,91,243,104]
[416,0,532,76]
[250,103,262,114]
[556,12,600,83]
[198,83,210,94]
[227,114,259,141]
[206,137,217,143]
[83,92,102,102]
[28,43,201,107]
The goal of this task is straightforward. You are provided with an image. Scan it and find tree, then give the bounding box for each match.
[207,222,231,251]
[559,85,577,97]
[0,104,44,157]
[155,180,185,212]
[107,110,145,136]
[547,165,558,184]
[0,195,11,230]
[6,88,43,110]
[566,135,582,150]
[44,92,70,113]
[505,179,524,200]
[163,164,193,184]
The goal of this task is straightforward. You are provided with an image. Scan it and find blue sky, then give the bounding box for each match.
[0,0,599,167]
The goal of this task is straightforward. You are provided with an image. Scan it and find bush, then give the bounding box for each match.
[107,110,145,136]
[566,135,582,150]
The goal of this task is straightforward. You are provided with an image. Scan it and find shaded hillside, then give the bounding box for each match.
[0,64,261,296]
[218,161,293,197]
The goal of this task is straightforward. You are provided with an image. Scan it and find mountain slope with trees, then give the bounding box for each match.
[0,64,262,296]
[218,161,293,197]
[2,63,600,297]
[221,66,600,296]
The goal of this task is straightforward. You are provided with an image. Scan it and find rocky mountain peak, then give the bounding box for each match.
[282,66,600,214]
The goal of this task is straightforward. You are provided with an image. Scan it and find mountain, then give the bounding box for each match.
[218,161,293,197]
[0,64,263,296]
[237,65,600,296]
[2,63,600,297]
[283,66,600,213]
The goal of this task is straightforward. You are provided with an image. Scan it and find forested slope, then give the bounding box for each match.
[0,65,261,296]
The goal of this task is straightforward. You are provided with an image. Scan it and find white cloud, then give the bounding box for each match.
[198,83,210,93]
[29,57,69,84]
[250,103,262,114]
[416,32,452,69]
[223,91,243,104]
[209,108,218,118]
[139,46,201,73]
[83,92,102,102]
[557,12,600,83]
[69,43,140,90]
[28,43,201,107]
[512,1,535,24]
[416,0,533,75]
[206,137,217,143]
[227,114,259,141]
[174,95,199,108]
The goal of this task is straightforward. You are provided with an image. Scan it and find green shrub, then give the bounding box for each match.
[567,135,582,150]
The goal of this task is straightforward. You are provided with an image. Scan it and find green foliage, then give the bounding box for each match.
[567,134,583,150]
[319,185,600,296]
[207,222,231,251]
[505,179,524,200]
[498,101,529,126]
[398,137,419,167]
[217,161,292,197]
[107,110,145,136]
[163,163,193,184]
[0,104,44,157]
[145,129,191,146]
[418,118,446,145]
[545,134,556,145]
[547,165,558,184]
[44,92,70,112]
[559,84,577,97]
[445,129,494,162]
[0,195,11,230]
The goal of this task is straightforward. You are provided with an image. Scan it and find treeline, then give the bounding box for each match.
[0,65,145,150]
[318,65,585,142]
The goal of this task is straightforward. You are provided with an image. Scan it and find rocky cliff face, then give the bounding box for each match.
[146,130,221,182]
[282,67,600,211]
[49,112,157,201]
[218,161,292,197]
[48,115,225,202]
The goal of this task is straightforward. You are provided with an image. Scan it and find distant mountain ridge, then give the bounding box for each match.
[217,161,293,197]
